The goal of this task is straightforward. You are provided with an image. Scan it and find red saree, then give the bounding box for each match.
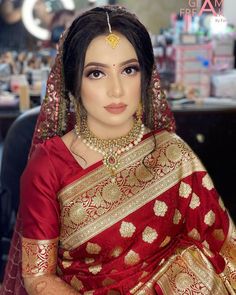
[3,129,235,294]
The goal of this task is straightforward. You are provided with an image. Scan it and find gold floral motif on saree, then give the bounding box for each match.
[204,210,216,226]
[188,228,201,241]
[179,181,192,198]
[63,250,73,259]
[135,164,154,182]
[22,237,58,277]
[70,276,84,291]
[142,226,158,244]
[189,192,200,209]
[88,264,102,275]
[119,221,136,238]
[86,242,101,254]
[165,144,182,163]
[153,200,168,217]
[175,272,194,291]
[173,209,182,225]
[124,250,140,266]
[110,246,123,258]
[62,260,73,268]
[69,202,87,224]
[156,151,170,167]
[212,229,225,241]
[102,182,122,203]
[202,174,214,190]
[58,131,204,249]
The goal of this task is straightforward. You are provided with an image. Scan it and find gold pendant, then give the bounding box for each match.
[103,151,120,172]
[106,33,120,49]
[103,152,120,184]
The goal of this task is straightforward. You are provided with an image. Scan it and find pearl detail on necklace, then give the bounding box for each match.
[74,118,145,183]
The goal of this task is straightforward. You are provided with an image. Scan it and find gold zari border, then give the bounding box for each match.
[58,131,205,249]
[22,237,59,277]
[219,218,236,293]
[130,246,230,294]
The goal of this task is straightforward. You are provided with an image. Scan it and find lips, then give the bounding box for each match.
[105,103,127,108]
[104,103,127,114]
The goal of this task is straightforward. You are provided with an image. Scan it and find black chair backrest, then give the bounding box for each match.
[0,106,40,281]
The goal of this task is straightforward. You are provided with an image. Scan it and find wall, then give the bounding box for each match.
[74,0,188,34]
[224,0,236,26]
[118,0,188,34]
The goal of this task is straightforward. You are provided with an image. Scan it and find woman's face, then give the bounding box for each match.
[80,32,141,139]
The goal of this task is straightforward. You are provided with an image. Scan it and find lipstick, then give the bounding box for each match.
[104,103,127,114]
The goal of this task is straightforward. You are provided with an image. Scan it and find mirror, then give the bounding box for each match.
[22,0,75,40]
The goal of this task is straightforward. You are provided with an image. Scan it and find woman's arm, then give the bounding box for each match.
[24,274,80,295]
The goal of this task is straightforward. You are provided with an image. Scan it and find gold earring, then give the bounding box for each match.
[69,92,81,135]
[136,100,143,123]
[75,101,81,135]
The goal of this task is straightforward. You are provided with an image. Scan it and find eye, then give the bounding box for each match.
[86,69,105,79]
[123,65,140,76]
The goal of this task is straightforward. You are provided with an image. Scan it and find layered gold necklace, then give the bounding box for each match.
[74,117,145,182]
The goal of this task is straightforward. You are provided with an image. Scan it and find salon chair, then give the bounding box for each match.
[173,106,236,222]
[0,106,40,281]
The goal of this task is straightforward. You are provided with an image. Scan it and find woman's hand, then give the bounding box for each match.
[24,274,80,295]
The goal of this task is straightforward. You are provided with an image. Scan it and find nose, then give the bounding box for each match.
[107,74,124,98]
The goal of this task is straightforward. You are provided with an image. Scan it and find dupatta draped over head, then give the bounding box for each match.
[1,5,236,295]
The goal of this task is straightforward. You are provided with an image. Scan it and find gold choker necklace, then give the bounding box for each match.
[74,118,145,182]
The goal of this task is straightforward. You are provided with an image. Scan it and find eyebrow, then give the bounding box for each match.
[84,58,139,69]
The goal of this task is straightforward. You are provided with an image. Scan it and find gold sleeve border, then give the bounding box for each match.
[22,237,59,277]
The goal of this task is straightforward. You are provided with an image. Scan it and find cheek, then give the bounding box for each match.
[81,84,104,112]
[81,80,106,100]
[126,79,141,100]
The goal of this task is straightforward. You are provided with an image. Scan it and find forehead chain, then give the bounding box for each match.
[105,11,120,49]
[106,12,112,34]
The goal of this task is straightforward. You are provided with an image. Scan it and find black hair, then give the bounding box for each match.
[63,5,155,130]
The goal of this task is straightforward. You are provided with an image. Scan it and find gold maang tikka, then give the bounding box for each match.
[105,11,120,49]
[136,100,143,124]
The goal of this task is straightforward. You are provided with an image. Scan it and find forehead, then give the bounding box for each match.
[84,32,138,64]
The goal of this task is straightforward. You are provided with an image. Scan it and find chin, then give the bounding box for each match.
[103,115,134,126]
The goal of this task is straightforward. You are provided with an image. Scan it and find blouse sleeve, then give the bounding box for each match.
[20,143,60,277]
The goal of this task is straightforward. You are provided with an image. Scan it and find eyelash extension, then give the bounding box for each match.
[85,68,103,78]
[124,65,140,72]
[84,64,141,77]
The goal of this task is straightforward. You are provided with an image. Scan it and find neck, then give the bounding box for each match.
[87,116,135,140]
